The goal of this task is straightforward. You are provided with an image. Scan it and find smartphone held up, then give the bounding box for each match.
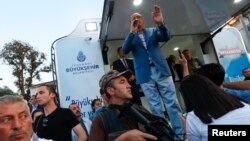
[178,49,182,58]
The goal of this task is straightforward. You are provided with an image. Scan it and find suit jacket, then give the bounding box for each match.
[167,58,176,81]
[174,64,183,81]
[122,25,172,84]
[112,58,135,74]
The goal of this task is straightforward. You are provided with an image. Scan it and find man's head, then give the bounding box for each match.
[242,68,250,80]
[196,63,225,86]
[91,99,102,111]
[130,12,144,32]
[117,46,125,58]
[99,70,132,104]
[182,49,192,61]
[168,55,176,63]
[69,103,81,120]
[36,84,57,107]
[0,95,32,141]
[29,95,37,105]
[31,109,43,123]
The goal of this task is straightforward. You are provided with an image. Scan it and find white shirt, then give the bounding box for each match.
[186,103,250,141]
[30,133,53,141]
[81,117,92,134]
[138,33,147,49]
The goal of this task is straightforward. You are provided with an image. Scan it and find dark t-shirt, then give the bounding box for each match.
[35,108,79,141]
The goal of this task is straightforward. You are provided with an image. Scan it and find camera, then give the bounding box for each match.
[178,49,182,58]
[85,37,92,41]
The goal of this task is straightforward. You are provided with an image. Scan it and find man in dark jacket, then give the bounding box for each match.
[112,46,142,105]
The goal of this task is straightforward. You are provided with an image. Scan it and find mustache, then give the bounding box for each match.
[76,110,81,114]
[9,130,27,138]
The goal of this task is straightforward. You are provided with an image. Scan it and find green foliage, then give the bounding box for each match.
[0,40,51,95]
[0,86,17,97]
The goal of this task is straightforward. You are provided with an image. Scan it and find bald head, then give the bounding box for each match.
[130,13,143,20]
[130,12,144,32]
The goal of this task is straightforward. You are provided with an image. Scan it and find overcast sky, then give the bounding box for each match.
[0,0,104,92]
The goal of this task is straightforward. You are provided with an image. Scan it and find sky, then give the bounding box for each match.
[0,0,104,92]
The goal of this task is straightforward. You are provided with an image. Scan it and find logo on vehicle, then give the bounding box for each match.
[77,51,86,62]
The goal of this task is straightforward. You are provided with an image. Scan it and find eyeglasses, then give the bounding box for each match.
[42,117,48,127]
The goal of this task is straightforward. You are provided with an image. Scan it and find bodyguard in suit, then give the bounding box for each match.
[29,95,43,113]
[112,46,142,105]
[122,5,184,139]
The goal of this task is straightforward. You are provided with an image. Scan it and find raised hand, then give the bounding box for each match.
[152,5,164,26]
[179,54,189,77]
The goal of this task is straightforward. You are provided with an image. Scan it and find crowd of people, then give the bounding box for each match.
[1,4,250,141]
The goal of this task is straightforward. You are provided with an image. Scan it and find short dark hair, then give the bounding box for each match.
[39,84,56,94]
[117,46,122,54]
[31,109,44,119]
[182,49,189,54]
[100,88,105,95]
[179,74,244,124]
[242,67,250,75]
[91,99,101,111]
[196,63,225,86]
[38,84,59,106]
[68,102,79,109]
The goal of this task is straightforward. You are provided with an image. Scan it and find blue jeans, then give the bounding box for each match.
[140,66,183,137]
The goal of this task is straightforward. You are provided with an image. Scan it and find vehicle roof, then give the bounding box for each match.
[100,0,249,41]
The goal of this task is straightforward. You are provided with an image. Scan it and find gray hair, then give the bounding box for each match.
[0,95,29,109]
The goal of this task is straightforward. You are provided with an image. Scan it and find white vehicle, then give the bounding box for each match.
[51,0,250,115]
[99,0,250,81]
[52,19,104,118]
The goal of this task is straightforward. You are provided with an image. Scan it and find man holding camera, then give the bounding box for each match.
[122,5,183,139]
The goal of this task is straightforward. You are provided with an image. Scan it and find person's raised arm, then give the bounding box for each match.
[222,80,250,90]
[152,5,171,42]
[179,54,189,77]
[152,5,164,26]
